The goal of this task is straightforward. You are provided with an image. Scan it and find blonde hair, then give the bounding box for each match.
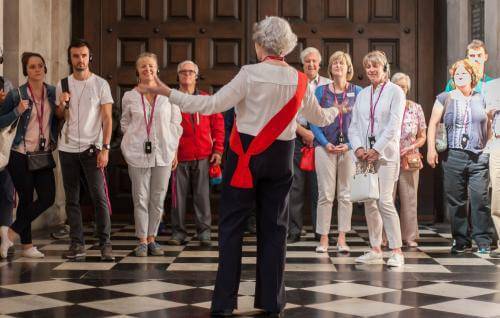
[327,51,354,81]
[466,39,488,55]
[363,50,390,79]
[449,59,480,89]
[391,72,411,92]
[135,52,158,70]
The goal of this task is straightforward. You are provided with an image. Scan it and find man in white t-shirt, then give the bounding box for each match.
[484,78,500,258]
[55,39,115,261]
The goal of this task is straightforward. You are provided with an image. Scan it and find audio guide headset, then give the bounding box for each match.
[67,38,93,65]
[21,52,47,76]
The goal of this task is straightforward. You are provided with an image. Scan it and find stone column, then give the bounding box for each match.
[485,0,499,77]
[3,0,71,231]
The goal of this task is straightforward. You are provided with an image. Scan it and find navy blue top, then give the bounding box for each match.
[310,83,362,147]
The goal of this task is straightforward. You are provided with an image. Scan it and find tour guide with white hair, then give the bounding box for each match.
[139,16,337,317]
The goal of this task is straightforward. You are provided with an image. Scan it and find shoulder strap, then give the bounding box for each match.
[440,93,453,123]
[61,77,69,93]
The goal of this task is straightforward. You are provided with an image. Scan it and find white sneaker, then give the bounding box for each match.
[315,245,329,253]
[337,244,350,253]
[355,250,384,264]
[387,252,405,267]
[0,226,13,258]
[22,246,45,258]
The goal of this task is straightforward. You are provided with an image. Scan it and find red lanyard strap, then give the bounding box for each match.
[369,82,387,136]
[27,84,45,137]
[263,55,285,62]
[333,83,349,134]
[141,94,157,140]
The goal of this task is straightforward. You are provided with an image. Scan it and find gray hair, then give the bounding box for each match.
[177,60,199,75]
[252,16,297,56]
[300,47,322,65]
[391,72,411,92]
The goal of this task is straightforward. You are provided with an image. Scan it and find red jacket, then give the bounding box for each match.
[177,90,225,162]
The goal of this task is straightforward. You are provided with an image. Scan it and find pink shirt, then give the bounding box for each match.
[14,87,52,154]
[400,101,426,150]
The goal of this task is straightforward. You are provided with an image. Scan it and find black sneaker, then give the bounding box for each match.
[490,248,500,258]
[210,309,233,317]
[287,233,300,244]
[167,236,187,246]
[51,224,70,240]
[451,243,472,254]
[62,244,86,259]
[101,244,115,261]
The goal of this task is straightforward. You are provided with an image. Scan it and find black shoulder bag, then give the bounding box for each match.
[24,85,56,171]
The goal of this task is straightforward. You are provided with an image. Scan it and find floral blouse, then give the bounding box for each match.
[400,101,426,150]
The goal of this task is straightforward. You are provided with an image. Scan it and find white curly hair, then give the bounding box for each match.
[252,16,297,56]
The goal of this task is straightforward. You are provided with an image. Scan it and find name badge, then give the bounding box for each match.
[346,92,355,97]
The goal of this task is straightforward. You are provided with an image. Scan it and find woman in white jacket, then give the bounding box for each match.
[121,52,183,257]
[348,50,406,267]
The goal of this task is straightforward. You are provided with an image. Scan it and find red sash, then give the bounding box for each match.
[229,71,308,188]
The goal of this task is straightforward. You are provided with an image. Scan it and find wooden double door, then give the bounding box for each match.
[82,0,437,219]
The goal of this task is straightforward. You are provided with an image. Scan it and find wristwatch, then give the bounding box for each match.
[102,144,111,150]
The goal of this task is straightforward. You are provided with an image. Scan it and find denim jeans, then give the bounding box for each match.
[442,149,492,246]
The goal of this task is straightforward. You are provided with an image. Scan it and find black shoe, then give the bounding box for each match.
[51,224,70,240]
[287,234,300,244]
[490,248,500,258]
[63,244,86,260]
[167,237,187,246]
[451,243,472,254]
[265,311,284,317]
[314,233,321,241]
[210,309,233,317]
[101,244,115,261]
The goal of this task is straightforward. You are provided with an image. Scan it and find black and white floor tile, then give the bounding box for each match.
[0,223,499,317]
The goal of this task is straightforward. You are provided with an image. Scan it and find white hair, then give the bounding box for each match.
[391,72,411,91]
[252,16,297,56]
[177,60,199,75]
[300,47,322,65]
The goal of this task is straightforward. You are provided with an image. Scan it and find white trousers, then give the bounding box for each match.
[315,147,354,235]
[128,165,171,238]
[490,148,500,245]
[364,161,403,249]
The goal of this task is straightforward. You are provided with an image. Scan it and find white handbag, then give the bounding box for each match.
[0,88,22,170]
[350,162,380,202]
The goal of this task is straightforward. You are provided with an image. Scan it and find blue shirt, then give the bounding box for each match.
[310,83,362,147]
[438,89,488,154]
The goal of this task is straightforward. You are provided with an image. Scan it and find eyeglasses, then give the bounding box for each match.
[178,70,196,76]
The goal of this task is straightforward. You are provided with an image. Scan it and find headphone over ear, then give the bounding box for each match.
[67,38,93,65]
[21,52,48,77]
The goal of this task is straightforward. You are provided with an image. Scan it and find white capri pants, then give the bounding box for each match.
[364,161,403,249]
[315,147,355,235]
[128,165,171,238]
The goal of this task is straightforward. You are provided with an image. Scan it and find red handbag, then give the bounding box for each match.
[299,146,315,171]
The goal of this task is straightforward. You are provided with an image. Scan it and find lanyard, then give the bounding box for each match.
[333,83,349,134]
[141,94,157,140]
[27,83,45,137]
[263,55,285,62]
[369,82,387,136]
[461,98,470,136]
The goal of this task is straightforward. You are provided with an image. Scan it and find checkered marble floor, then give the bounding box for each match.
[1,223,500,317]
